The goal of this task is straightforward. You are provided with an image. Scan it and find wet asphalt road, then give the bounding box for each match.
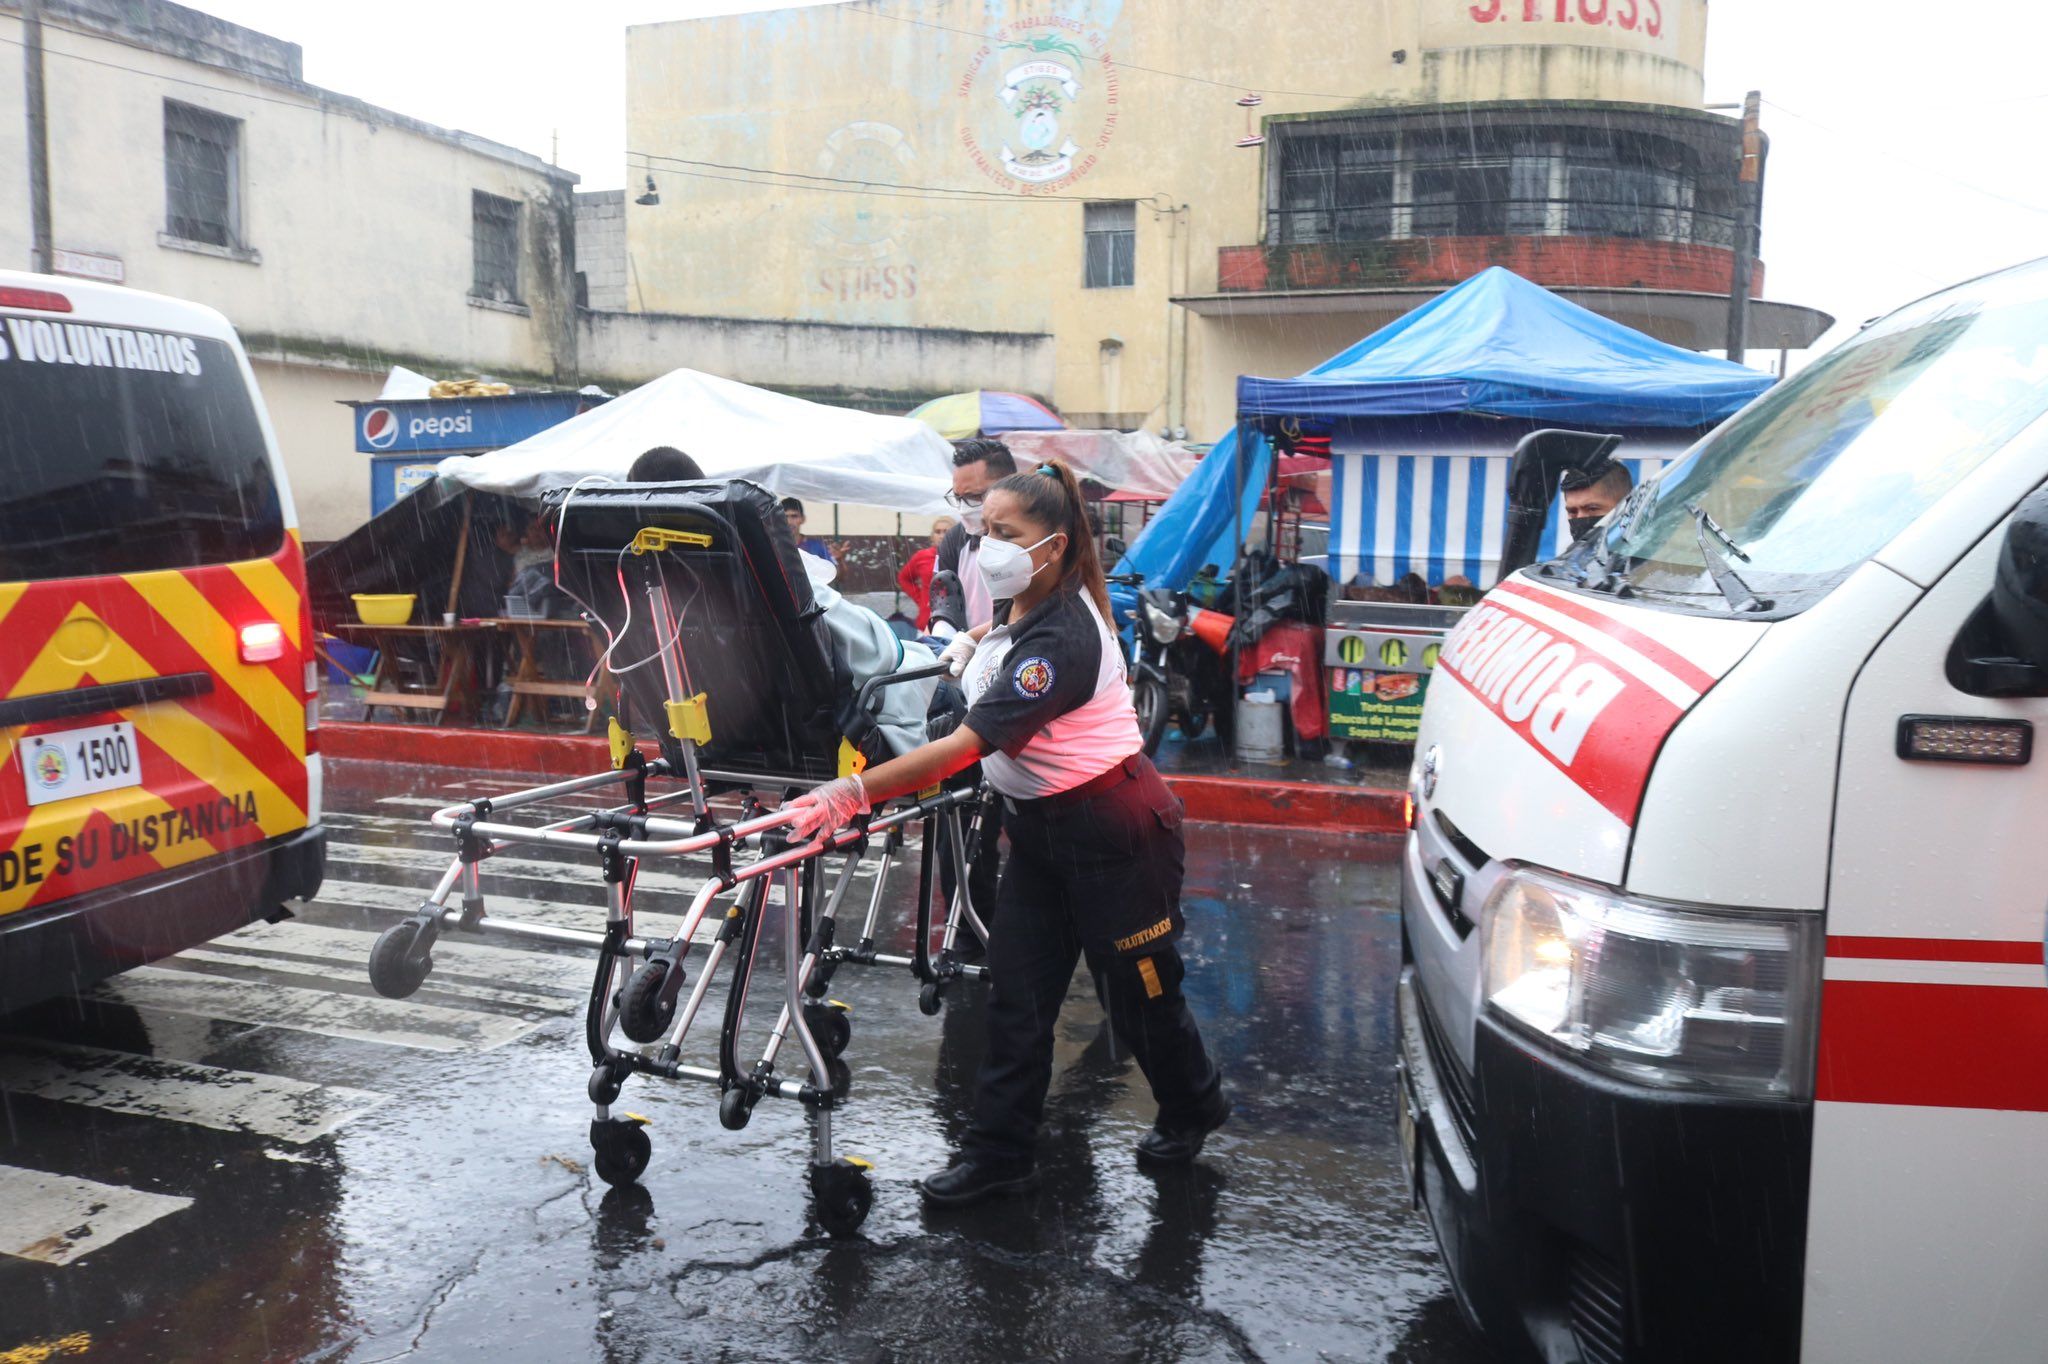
[0,762,1490,1363]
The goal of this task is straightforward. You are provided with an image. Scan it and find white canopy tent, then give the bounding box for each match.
[999,428,1199,500]
[435,367,956,514]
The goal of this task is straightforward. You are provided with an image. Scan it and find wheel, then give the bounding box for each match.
[368,920,432,999]
[1178,706,1208,741]
[918,982,943,1017]
[1133,675,1170,755]
[619,959,679,1044]
[590,1118,651,1187]
[718,1087,754,1131]
[803,1001,851,1059]
[826,1056,853,1102]
[809,1158,874,1237]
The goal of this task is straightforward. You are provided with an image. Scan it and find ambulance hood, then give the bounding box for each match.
[1414,576,1768,885]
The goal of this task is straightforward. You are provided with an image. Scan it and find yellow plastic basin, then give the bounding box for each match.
[352,593,417,625]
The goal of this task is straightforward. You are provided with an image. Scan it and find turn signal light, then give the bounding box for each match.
[1896,715,2032,765]
[1403,792,1416,829]
[0,285,74,313]
[239,621,286,663]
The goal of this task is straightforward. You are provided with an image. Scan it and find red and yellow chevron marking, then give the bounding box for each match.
[1,540,310,918]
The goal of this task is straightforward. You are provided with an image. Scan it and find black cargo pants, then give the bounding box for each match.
[962,754,1222,1167]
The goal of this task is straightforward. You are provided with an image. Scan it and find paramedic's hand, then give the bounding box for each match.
[938,633,976,679]
[785,776,870,841]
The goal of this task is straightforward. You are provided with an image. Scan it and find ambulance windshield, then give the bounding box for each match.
[1552,257,2048,617]
[0,324,283,583]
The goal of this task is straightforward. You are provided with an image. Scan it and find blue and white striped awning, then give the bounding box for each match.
[1326,449,1678,588]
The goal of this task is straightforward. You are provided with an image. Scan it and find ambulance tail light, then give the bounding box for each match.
[1480,865,1821,1101]
[239,621,286,663]
[0,285,73,313]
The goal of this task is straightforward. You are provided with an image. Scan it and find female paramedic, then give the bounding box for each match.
[787,460,1231,1206]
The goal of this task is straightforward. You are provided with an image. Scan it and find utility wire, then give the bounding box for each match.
[630,150,1153,206]
[635,159,1090,207]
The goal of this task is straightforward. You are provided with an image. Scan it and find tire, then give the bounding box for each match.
[810,1158,874,1237]
[590,1119,652,1187]
[1133,674,1170,755]
[619,959,677,1044]
[368,921,432,999]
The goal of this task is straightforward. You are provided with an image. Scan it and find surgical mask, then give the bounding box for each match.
[959,504,985,535]
[1569,515,1603,542]
[976,533,1058,600]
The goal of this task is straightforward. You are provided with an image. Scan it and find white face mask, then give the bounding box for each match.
[976,532,1058,600]
[958,504,985,535]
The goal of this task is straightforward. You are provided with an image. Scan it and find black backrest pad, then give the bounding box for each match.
[550,480,840,781]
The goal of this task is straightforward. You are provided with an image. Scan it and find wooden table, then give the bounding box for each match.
[485,617,612,732]
[333,623,497,725]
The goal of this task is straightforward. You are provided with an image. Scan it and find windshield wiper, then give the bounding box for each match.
[1573,480,1658,592]
[1685,501,1772,613]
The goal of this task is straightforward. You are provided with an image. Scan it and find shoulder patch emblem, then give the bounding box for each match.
[1012,656,1055,699]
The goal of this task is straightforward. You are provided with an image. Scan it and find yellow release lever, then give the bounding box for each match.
[629,526,713,555]
[665,694,712,745]
[607,716,634,770]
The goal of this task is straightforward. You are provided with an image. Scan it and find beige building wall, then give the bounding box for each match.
[623,0,1707,440]
[0,4,579,541]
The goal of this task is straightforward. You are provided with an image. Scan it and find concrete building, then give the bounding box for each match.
[621,0,1831,444]
[1,0,1058,546]
[0,0,582,542]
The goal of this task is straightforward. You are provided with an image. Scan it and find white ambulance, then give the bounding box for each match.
[1398,256,2048,1363]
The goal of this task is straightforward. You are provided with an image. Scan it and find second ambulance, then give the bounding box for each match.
[1399,256,2048,1362]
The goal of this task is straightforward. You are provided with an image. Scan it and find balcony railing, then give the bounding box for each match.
[1265,198,1741,252]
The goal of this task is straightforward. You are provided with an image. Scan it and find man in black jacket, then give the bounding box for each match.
[930,437,1019,637]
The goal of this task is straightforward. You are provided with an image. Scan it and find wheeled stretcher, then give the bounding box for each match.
[361,481,994,1233]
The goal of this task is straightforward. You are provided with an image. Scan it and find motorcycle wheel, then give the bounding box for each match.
[1134,675,1170,755]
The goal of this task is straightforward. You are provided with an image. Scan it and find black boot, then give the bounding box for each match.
[1135,1093,1233,1168]
[918,1156,1038,1207]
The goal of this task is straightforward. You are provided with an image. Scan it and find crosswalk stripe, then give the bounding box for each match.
[306,877,725,944]
[0,1042,387,1144]
[218,919,592,996]
[170,944,578,1016]
[100,966,541,1053]
[0,1166,192,1265]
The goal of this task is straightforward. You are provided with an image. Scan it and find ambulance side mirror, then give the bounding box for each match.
[1948,486,2048,697]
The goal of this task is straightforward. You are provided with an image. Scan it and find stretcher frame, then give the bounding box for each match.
[362,518,994,1234]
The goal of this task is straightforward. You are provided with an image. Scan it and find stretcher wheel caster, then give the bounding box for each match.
[826,1056,853,1103]
[619,959,681,1044]
[809,1157,874,1237]
[719,1087,755,1131]
[368,921,432,999]
[804,1001,852,1059]
[805,962,837,999]
[590,1116,652,1188]
[918,982,943,1017]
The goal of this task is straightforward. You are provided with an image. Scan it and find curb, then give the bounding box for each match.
[320,722,1403,835]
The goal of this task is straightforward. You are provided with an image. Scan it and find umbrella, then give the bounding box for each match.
[908,390,1063,440]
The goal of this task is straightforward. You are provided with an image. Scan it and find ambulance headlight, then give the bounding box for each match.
[1480,865,1821,1100]
[1141,599,1183,643]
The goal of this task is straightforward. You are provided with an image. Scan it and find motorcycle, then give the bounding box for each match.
[1111,573,1235,756]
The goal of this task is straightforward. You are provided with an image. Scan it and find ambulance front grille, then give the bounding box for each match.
[1567,1242,1627,1364]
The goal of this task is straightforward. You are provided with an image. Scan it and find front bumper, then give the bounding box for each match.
[0,824,325,1014]
[1397,965,1812,1363]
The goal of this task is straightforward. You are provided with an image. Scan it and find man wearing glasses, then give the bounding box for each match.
[929,437,1017,939]
[931,437,1019,638]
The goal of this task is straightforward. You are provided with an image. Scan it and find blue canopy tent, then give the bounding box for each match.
[1115,267,1774,597]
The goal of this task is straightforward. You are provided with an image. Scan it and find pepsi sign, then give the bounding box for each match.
[348,392,601,455]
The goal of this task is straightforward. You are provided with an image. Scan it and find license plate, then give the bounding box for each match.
[21,721,142,807]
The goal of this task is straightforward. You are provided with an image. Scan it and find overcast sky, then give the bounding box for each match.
[182,0,2048,359]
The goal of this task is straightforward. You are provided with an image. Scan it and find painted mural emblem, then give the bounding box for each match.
[958,17,1121,192]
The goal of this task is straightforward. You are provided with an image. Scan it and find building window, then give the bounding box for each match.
[471,191,523,305]
[1266,115,1722,249]
[164,101,242,249]
[1084,201,1136,288]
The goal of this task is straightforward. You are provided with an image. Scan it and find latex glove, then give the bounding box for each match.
[785,775,869,841]
[938,633,977,680]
